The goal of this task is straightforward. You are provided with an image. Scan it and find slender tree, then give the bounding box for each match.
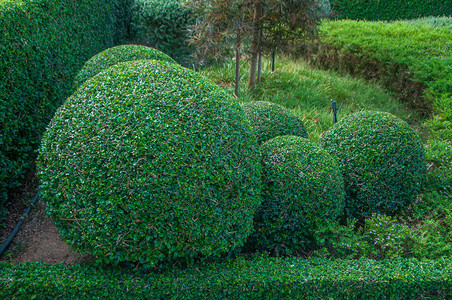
[186,0,252,96]
[248,0,322,88]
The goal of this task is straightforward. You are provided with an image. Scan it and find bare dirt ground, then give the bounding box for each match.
[0,173,93,264]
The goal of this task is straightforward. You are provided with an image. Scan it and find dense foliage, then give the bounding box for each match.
[38,59,262,266]
[131,0,194,64]
[320,111,426,219]
[0,0,128,210]
[241,101,308,144]
[330,0,450,21]
[1,256,451,298]
[248,136,344,255]
[73,44,176,89]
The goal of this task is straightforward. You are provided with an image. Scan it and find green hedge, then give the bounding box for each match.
[0,0,129,208]
[1,255,451,298]
[330,0,451,21]
[131,0,194,65]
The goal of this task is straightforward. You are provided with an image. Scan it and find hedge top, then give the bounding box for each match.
[38,59,262,266]
[320,111,426,218]
[241,101,308,145]
[73,44,176,89]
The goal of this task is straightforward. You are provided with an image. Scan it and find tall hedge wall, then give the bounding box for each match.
[330,0,451,21]
[0,0,129,208]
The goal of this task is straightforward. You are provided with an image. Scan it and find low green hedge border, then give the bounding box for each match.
[1,255,451,298]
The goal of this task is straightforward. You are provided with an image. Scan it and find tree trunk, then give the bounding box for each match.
[235,12,243,96]
[257,22,264,85]
[257,51,262,85]
[235,35,241,96]
[248,0,263,89]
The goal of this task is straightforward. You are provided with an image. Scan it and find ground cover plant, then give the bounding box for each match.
[403,16,452,30]
[38,59,262,267]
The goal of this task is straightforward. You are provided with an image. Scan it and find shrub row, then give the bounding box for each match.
[330,0,451,21]
[1,255,451,298]
[0,0,130,208]
[305,20,452,137]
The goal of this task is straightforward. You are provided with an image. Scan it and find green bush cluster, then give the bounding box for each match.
[241,101,308,145]
[2,256,452,298]
[320,111,426,219]
[315,211,452,260]
[38,59,262,266]
[73,44,176,89]
[248,135,345,255]
[131,0,194,65]
[330,0,450,21]
[0,0,127,208]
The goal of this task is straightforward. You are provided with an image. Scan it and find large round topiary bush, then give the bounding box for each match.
[320,111,426,219]
[38,59,262,266]
[240,101,308,145]
[249,135,345,255]
[73,44,176,89]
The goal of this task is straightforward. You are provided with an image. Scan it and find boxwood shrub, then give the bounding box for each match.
[241,101,308,145]
[38,59,262,266]
[73,44,176,89]
[320,111,426,219]
[248,135,345,255]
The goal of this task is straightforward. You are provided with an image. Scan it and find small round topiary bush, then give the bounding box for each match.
[249,135,345,255]
[38,59,262,266]
[240,101,308,145]
[320,111,426,219]
[73,44,176,89]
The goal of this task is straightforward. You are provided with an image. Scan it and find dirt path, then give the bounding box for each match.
[0,179,92,264]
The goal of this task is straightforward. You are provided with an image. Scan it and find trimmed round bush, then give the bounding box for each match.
[320,111,426,219]
[38,59,262,266]
[240,101,308,145]
[249,135,345,255]
[73,44,176,89]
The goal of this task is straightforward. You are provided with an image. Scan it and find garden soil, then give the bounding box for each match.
[0,174,93,264]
